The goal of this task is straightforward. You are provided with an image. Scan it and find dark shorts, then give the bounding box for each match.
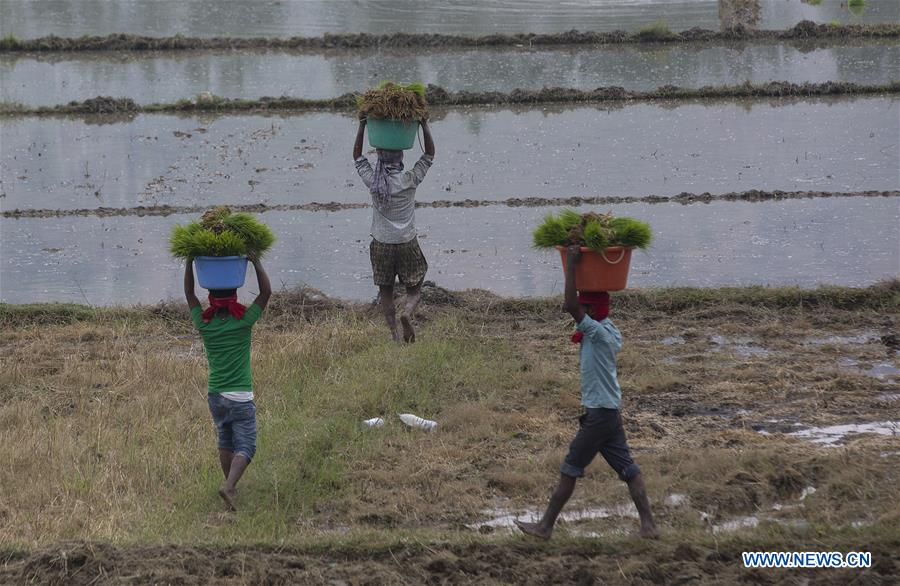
[370,237,428,287]
[207,394,257,462]
[561,408,641,482]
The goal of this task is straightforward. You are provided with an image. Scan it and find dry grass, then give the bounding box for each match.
[1,285,897,563]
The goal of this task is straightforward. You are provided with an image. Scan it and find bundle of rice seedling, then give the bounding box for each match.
[357,81,428,122]
[533,210,652,252]
[170,207,276,259]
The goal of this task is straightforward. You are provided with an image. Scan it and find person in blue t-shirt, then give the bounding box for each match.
[516,244,658,540]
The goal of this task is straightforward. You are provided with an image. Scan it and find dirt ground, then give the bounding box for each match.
[1,282,898,584]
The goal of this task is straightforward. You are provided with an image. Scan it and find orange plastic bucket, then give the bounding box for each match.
[556,246,633,292]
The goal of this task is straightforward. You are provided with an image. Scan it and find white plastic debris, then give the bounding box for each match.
[362,417,385,428]
[399,413,437,431]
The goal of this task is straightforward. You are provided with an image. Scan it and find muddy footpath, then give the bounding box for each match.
[3,21,899,53]
[4,189,897,220]
[4,80,899,117]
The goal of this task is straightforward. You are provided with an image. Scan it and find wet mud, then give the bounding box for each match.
[3,21,899,53]
[4,80,898,117]
[3,537,897,585]
[4,189,897,220]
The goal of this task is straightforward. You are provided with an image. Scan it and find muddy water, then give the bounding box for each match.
[2,1,898,39]
[3,97,897,213]
[4,41,898,107]
[1,196,896,305]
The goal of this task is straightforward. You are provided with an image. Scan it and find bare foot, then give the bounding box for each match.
[514,519,551,540]
[400,314,415,343]
[638,525,660,539]
[390,327,402,343]
[219,485,237,512]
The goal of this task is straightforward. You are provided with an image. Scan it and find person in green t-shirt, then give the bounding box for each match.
[185,256,271,511]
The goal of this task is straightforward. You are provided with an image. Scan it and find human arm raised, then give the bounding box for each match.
[352,117,366,160]
[421,119,435,157]
[251,257,271,310]
[563,245,585,323]
[184,258,201,309]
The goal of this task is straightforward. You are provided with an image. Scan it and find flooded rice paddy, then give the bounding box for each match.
[3,97,897,213]
[3,0,898,39]
[3,41,899,106]
[2,196,897,305]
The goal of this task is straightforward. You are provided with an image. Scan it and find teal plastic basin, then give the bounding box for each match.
[368,118,419,151]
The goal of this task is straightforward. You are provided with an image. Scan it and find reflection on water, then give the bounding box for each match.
[3,41,899,107]
[2,98,897,213]
[1,0,898,38]
[1,197,897,305]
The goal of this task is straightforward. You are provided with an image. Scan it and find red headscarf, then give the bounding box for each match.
[201,293,247,323]
[571,292,611,344]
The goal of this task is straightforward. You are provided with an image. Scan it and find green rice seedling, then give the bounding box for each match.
[583,218,610,251]
[532,213,569,248]
[533,210,653,252]
[223,213,277,256]
[847,0,866,15]
[170,207,274,259]
[609,217,653,249]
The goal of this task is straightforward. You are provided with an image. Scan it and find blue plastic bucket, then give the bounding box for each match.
[368,118,419,151]
[194,256,248,290]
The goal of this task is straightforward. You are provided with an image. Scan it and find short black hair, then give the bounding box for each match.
[209,289,237,298]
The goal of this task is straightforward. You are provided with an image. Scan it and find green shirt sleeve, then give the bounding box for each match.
[190,306,204,330]
[243,303,263,327]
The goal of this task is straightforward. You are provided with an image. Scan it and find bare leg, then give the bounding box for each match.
[400,284,422,343]
[379,285,401,342]
[219,454,250,511]
[626,473,659,538]
[218,449,233,478]
[515,474,577,540]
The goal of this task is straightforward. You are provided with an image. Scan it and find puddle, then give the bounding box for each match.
[4,97,898,214]
[712,515,760,533]
[5,41,900,107]
[666,493,688,506]
[804,332,877,345]
[788,421,899,445]
[3,197,899,305]
[877,393,900,402]
[468,503,638,531]
[838,358,900,380]
[4,1,898,38]
[662,336,686,346]
[710,335,772,358]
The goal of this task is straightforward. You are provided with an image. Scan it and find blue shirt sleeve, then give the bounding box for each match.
[577,314,622,350]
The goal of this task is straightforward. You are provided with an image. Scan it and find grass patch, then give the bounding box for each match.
[0,33,21,50]
[636,20,676,41]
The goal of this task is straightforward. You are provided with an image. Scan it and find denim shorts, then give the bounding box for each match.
[561,408,641,482]
[207,394,257,462]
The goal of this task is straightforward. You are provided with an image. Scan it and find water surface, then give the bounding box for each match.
[2,197,897,305]
[1,0,897,38]
[3,41,898,106]
[3,97,897,213]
